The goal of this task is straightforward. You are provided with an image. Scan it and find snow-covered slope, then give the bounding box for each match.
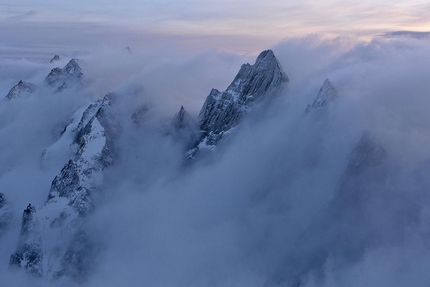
[10,93,116,282]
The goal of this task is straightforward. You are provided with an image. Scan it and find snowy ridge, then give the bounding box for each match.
[187,50,288,159]
[10,93,116,282]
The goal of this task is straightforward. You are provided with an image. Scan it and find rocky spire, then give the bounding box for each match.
[187,49,288,159]
[173,106,191,130]
[306,79,338,112]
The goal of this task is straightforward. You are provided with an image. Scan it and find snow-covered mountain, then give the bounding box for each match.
[1,39,430,287]
[187,50,288,159]
[10,95,115,281]
[45,59,83,92]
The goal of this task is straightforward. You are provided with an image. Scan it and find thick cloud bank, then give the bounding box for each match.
[1,36,430,287]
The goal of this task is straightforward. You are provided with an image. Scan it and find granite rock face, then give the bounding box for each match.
[187,50,288,158]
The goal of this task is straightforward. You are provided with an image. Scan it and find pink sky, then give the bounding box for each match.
[1,1,430,58]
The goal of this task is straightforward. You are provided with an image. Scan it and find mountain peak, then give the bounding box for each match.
[5,80,37,100]
[187,49,287,159]
[64,59,81,75]
[313,78,338,107]
[45,59,83,91]
[50,55,60,63]
[173,106,192,130]
[306,79,338,111]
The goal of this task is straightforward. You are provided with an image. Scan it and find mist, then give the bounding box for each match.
[1,35,430,287]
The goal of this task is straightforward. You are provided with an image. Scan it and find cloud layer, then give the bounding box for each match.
[1,35,430,286]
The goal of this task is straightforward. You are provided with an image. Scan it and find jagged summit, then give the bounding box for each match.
[5,80,37,100]
[187,49,287,159]
[45,58,83,92]
[223,49,288,104]
[306,79,338,111]
[173,106,191,130]
[50,55,60,63]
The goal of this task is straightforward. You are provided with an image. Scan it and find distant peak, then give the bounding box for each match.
[5,80,37,100]
[45,58,83,91]
[306,78,338,111]
[174,105,191,130]
[50,55,60,63]
[64,58,80,71]
[255,50,275,63]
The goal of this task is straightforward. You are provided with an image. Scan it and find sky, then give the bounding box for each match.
[1,0,430,58]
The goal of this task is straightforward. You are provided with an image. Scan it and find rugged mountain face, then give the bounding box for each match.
[5,80,37,100]
[10,93,116,282]
[45,59,83,92]
[305,78,338,112]
[187,50,288,158]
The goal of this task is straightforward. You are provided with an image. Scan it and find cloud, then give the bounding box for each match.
[2,10,37,22]
[1,35,430,286]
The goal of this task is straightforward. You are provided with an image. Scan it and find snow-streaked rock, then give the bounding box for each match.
[10,93,117,283]
[5,80,37,100]
[187,50,288,159]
